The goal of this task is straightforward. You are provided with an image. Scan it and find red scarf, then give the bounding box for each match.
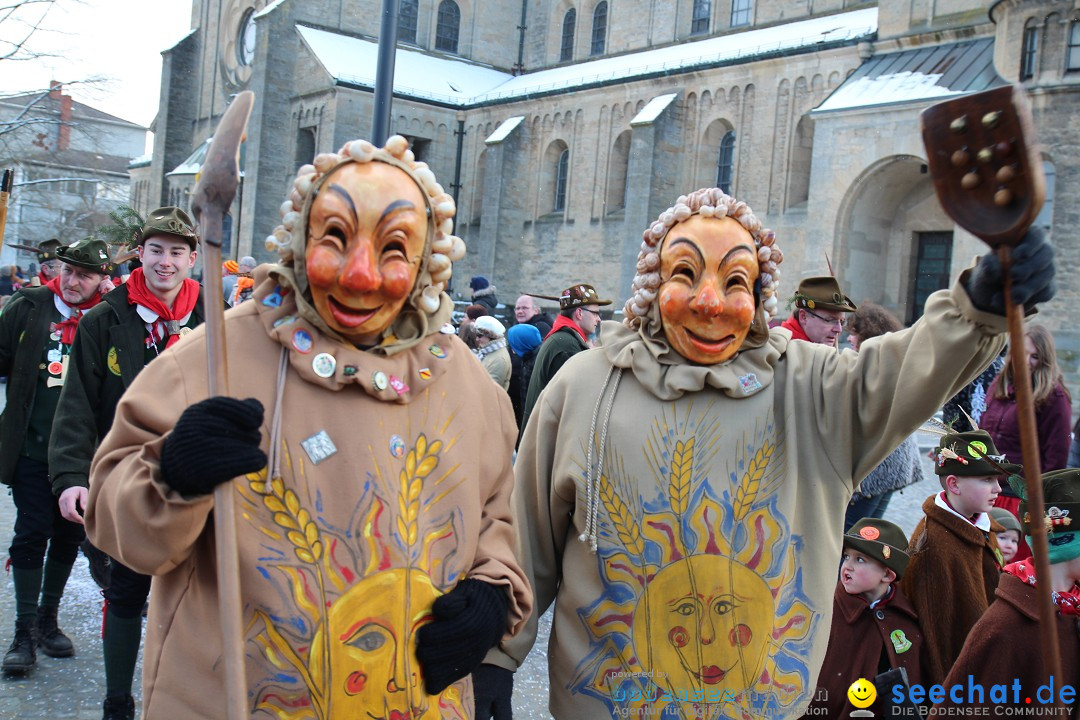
[547,313,587,343]
[45,276,101,345]
[1004,560,1080,616]
[124,268,200,349]
[779,314,810,342]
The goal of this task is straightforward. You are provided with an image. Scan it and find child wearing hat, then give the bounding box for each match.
[804,518,924,719]
[899,429,1018,684]
[934,469,1080,714]
[990,507,1022,564]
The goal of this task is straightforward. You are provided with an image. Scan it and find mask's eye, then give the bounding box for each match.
[347,629,387,653]
[382,238,407,260]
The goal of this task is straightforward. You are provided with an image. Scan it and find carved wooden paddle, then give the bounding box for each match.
[921,85,1061,689]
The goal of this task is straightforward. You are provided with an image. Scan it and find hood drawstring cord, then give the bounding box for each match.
[580,364,623,552]
[265,346,289,492]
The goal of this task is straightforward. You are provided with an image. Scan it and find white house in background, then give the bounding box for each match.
[0,82,145,268]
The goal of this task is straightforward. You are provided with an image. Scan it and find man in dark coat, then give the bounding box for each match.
[0,237,113,673]
[514,294,553,339]
[51,207,206,720]
[520,283,610,433]
[934,469,1080,718]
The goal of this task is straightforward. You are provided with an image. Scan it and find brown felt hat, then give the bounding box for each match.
[791,276,857,313]
[140,206,198,249]
[36,239,62,263]
[844,518,910,579]
[933,429,1022,477]
[1019,468,1080,539]
[56,237,112,274]
[557,283,612,311]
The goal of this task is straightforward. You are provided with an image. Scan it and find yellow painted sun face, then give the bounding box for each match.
[309,567,442,720]
[631,554,774,695]
[847,678,877,708]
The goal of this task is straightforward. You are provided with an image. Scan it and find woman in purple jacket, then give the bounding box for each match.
[981,324,1072,561]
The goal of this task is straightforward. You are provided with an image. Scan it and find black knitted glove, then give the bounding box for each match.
[472,664,514,720]
[964,226,1055,315]
[415,579,509,695]
[160,397,267,496]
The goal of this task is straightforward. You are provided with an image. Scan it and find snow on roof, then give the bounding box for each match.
[298,7,877,107]
[815,37,1004,113]
[486,116,524,144]
[631,93,678,126]
[297,25,513,105]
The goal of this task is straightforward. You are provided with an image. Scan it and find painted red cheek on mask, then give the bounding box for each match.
[729,624,752,647]
[380,262,414,299]
[307,246,341,288]
[345,671,367,695]
[669,626,689,648]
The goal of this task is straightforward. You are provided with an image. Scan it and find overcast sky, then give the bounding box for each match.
[0,0,193,129]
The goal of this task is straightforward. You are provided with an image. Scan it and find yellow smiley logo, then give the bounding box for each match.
[848,678,877,709]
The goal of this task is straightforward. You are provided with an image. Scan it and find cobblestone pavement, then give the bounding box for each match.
[0,418,938,720]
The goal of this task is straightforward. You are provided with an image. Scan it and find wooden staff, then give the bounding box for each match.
[0,169,12,244]
[190,90,255,720]
[921,85,1062,691]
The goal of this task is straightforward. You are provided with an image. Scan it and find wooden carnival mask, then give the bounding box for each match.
[658,215,760,365]
[305,161,427,346]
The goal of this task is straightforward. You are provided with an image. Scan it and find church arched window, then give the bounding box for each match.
[561,9,576,62]
[590,2,607,56]
[716,131,735,193]
[436,0,460,54]
[398,0,419,44]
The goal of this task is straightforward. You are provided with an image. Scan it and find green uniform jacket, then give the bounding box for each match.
[49,283,206,495]
[0,286,57,486]
[521,324,586,431]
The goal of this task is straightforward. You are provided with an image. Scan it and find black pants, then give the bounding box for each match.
[103,556,151,619]
[8,456,84,569]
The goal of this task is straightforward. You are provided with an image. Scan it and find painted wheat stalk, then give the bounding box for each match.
[398,433,441,548]
[599,473,646,558]
[250,474,323,563]
[668,437,694,516]
[732,438,774,523]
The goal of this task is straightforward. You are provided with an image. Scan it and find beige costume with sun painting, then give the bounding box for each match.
[86,137,530,720]
[488,186,1011,719]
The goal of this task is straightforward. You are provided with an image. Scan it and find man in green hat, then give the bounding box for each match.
[0,236,114,673]
[521,282,612,432]
[780,275,857,346]
[34,239,63,285]
[900,428,1021,684]
[935,468,1080,713]
[51,206,205,720]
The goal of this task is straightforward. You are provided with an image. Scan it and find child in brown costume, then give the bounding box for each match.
[805,518,924,718]
[934,469,1080,717]
[900,429,1016,684]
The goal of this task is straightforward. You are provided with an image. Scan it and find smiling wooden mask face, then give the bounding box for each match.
[657,215,760,365]
[305,162,428,346]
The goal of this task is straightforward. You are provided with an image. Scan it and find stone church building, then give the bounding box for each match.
[135,0,1080,375]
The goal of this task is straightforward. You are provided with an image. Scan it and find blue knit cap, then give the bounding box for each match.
[470,275,489,291]
[507,323,542,356]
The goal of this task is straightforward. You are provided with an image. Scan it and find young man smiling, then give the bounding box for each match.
[0,237,113,674]
[50,207,205,720]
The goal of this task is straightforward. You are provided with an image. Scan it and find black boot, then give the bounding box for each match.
[36,605,75,658]
[102,693,135,720]
[2,618,36,674]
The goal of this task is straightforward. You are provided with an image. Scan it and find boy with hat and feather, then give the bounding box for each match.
[934,468,1080,716]
[50,207,205,720]
[0,237,114,673]
[804,518,925,719]
[900,428,1020,685]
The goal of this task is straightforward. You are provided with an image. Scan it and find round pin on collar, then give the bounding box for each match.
[312,353,336,378]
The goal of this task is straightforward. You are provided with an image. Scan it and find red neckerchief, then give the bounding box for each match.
[865,583,895,609]
[45,276,101,345]
[124,267,200,349]
[1004,560,1080,616]
[779,314,810,342]
[547,313,587,343]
